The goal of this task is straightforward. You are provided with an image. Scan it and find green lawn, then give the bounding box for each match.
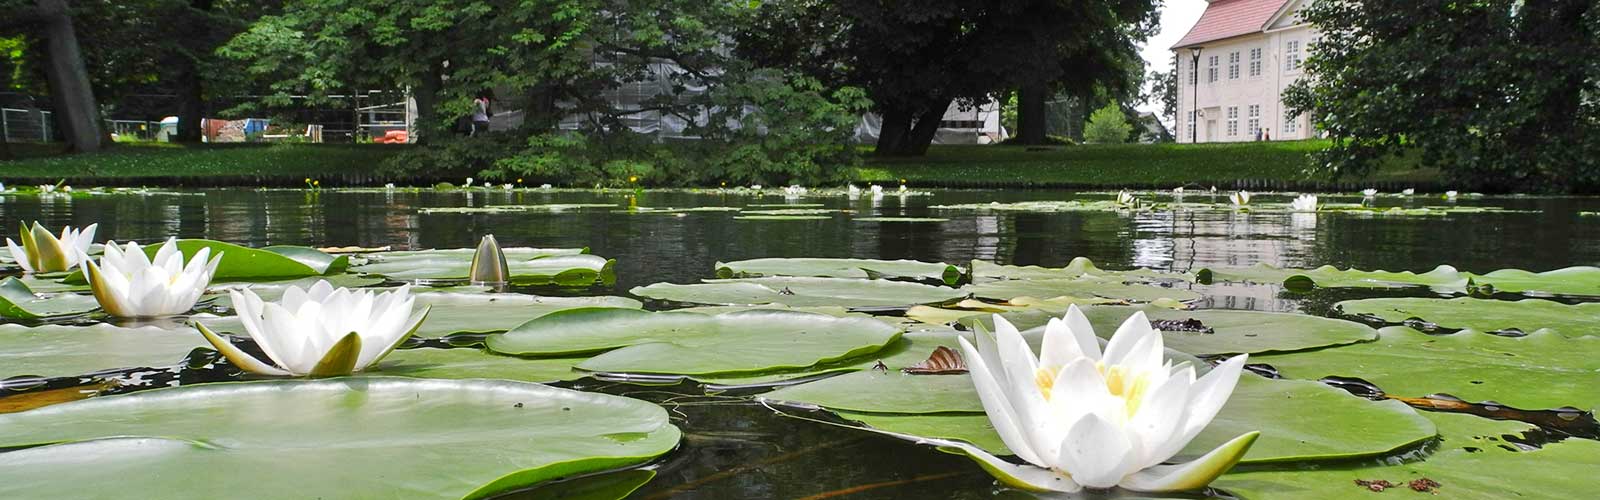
[0,139,1435,189]
[0,142,403,185]
[857,141,1436,189]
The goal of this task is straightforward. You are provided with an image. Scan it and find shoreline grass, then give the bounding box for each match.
[0,140,1436,190]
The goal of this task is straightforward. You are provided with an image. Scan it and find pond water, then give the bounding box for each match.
[2,188,1597,498]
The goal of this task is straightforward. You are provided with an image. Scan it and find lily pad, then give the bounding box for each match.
[486,308,902,376]
[378,347,587,383]
[0,324,205,379]
[65,240,346,282]
[1253,327,1600,410]
[1215,412,1600,500]
[0,378,680,499]
[631,277,967,307]
[854,217,949,223]
[930,200,1137,213]
[972,306,1379,355]
[964,278,1201,303]
[715,258,965,285]
[352,248,614,285]
[972,258,1192,282]
[619,207,742,214]
[733,215,832,221]
[1198,264,1600,297]
[1336,297,1600,337]
[0,278,100,319]
[417,204,618,214]
[738,209,844,215]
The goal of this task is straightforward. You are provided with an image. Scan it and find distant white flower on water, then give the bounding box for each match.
[61,186,72,192]
[1291,194,1319,212]
[1229,191,1252,207]
[1362,188,1378,197]
[196,280,429,377]
[383,183,395,190]
[751,184,763,191]
[1401,188,1415,195]
[784,185,808,198]
[1172,187,1184,194]
[955,307,1256,492]
[1445,190,1459,200]
[846,184,862,198]
[1115,190,1137,206]
[81,238,220,318]
[464,177,474,188]
[540,183,553,189]
[502,183,514,190]
[37,185,56,194]
[898,185,909,194]
[870,184,884,197]
[7,222,96,273]
[1209,186,1218,193]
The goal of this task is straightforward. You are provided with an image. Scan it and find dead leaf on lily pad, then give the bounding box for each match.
[901,346,967,375]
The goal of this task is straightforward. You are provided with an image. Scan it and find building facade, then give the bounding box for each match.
[1173,0,1316,143]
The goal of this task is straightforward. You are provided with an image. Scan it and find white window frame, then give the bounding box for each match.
[1227,51,1240,80]
[1207,55,1219,83]
[1247,105,1261,138]
[1248,48,1262,77]
[1285,40,1302,72]
[1226,107,1239,137]
[1283,110,1299,135]
[1187,110,1197,141]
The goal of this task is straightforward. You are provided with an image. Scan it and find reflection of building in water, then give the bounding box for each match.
[1136,209,1320,273]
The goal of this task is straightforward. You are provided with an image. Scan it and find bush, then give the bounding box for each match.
[1083,104,1132,145]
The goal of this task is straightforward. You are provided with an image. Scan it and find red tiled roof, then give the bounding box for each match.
[1171,0,1290,49]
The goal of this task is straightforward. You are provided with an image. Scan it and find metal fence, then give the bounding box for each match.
[1,108,54,142]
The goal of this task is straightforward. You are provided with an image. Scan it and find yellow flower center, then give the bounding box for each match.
[1034,362,1155,420]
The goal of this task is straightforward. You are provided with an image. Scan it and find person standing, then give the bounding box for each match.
[471,95,491,136]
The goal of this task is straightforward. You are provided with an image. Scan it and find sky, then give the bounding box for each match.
[1135,0,1208,116]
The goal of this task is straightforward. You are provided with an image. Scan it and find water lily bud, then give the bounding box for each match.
[468,234,510,285]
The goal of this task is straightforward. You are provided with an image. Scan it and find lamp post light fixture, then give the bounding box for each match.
[1190,46,1203,144]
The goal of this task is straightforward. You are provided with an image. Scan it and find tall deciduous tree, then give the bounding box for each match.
[35,0,105,152]
[738,0,1155,154]
[1285,0,1600,191]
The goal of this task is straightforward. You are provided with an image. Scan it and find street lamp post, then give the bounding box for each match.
[1190,46,1203,144]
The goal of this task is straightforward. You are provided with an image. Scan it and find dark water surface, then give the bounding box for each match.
[3,188,1598,499]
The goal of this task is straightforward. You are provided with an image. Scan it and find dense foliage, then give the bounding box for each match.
[1083,103,1132,144]
[1284,0,1600,191]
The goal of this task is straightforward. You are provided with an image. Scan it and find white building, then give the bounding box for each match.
[1172,0,1316,143]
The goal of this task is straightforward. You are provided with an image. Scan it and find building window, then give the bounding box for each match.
[1189,57,1198,85]
[1207,55,1219,83]
[1283,112,1299,135]
[1226,107,1238,137]
[1285,40,1302,71]
[1187,111,1197,141]
[1228,51,1240,80]
[1247,105,1261,138]
[1249,48,1262,77]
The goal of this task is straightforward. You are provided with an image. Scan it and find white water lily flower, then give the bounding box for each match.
[61,185,72,192]
[1445,190,1459,200]
[1291,194,1319,212]
[750,184,763,191]
[898,184,909,193]
[956,307,1257,492]
[383,183,396,190]
[82,238,221,318]
[846,184,862,198]
[1401,188,1415,195]
[1172,187,1184,194]
[540,183,553,189]
[464,177,474,188]
[37,184,56,194]
[196,280,429,377]
[502,183,513,190]
[1362,188,1378,197]
[1228,191,1251,206]
[7,222,97,273]
[784,185,808,197]
[1116,190,1137,206]
[870,184,883,196]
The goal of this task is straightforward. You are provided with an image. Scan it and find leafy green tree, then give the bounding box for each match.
[1284,0,1600,191]
[736,0,1156,155]
[1083,103,1131,144]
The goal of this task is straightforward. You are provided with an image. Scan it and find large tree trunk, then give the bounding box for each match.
[1016,84,1047,145]
[901,99,951,156]
[173,0,213,143]
[873,108,911,157]
[410,65,444,145]
[36,0,105,153]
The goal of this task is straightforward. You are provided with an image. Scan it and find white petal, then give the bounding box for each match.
[1128,368,1194,468]
[1061,305,1102,360]
[1102,312,1159,367]
[1155,355,1250,461]
[957,337,1046,466]
[6,239,33,272]
[1056,413,1136,489]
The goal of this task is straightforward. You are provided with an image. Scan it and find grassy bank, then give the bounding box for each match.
[858,141,1436,190]
[0,142,403,186]
[0,140,1434,189]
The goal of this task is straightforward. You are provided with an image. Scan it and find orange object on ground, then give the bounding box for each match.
[374,130,408,144]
